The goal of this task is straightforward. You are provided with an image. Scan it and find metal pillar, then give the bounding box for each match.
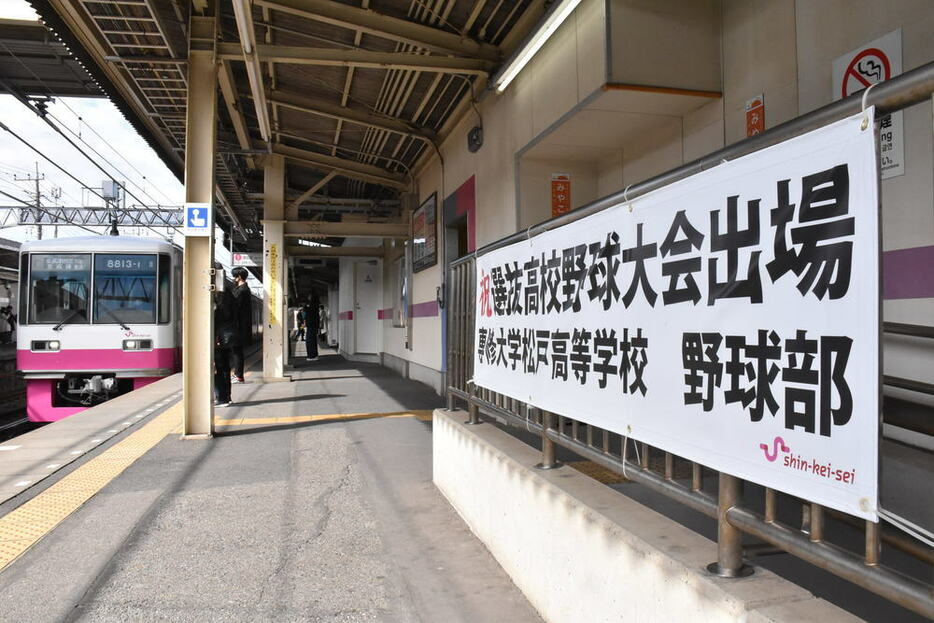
[535,410,561,470]
[181,15,218,436]
[707,473,754,577]
[262,154,287,381]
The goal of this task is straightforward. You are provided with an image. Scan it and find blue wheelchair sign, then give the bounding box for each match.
[183,202,212,236]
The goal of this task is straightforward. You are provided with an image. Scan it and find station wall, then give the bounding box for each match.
[336,237,382,362]
[368,0,934,401]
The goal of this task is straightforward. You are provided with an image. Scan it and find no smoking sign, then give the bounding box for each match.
[832,29,903,179]
[840,47,891,98]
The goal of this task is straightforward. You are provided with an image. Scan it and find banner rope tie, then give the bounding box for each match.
[622,433,641,481]
[860,83,876,130]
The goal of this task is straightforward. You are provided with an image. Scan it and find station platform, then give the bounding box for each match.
[0,347,543,621]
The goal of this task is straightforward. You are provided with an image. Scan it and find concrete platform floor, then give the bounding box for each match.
[0,349,543,622]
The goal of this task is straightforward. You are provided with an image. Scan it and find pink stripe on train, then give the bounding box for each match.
[18,347,176,371]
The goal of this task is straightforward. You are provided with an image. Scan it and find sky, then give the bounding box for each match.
[0,0,256,284]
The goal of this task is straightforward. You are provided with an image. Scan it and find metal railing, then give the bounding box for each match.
[446,62,934,619]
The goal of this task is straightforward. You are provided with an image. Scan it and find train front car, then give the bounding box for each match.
[17,237,181,422]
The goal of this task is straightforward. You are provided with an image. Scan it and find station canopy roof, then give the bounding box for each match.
[25,0,541,249]
[0,17,102,98]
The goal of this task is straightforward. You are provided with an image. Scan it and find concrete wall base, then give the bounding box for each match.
[339,350,380,364]
[432,410,863,623]
[381,352,445,395]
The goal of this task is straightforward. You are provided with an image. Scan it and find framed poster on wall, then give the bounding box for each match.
[412,192,437,273]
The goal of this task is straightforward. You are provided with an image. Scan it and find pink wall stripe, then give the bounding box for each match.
[883,245,934,300]
[410,300,439,318]
[376,304,437,319]
[338,310,354,320]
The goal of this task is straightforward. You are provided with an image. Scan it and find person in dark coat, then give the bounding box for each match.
[230,267,252,383]
[214,286,239,407]
[305,293,320,361]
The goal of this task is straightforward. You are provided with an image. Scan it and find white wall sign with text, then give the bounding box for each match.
[474,111,880,520]
[833,29,903,179]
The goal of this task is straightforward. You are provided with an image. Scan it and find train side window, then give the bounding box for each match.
[158,254,170,323]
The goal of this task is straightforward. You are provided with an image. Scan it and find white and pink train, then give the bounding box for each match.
[17,236,182,422]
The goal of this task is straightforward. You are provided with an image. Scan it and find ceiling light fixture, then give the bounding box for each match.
[492,0,583,94]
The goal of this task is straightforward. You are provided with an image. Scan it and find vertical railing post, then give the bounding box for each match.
[707,473,753,577]
[535,409,561,470]
[466,391,481,425]
[865,520,881,566]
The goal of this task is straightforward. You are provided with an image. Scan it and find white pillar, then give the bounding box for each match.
[263,154,287,380]
[181,15,217,436]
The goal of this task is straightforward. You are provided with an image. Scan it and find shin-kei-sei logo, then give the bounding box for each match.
[759,436,790,462]
[478,269,493,317]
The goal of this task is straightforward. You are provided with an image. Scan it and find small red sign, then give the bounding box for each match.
[745,95,764,137]
[551,173,571,217]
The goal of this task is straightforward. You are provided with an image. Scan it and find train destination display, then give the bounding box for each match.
[474,111,880,520]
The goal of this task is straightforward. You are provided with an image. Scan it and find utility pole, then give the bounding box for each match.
[15,162,44,239]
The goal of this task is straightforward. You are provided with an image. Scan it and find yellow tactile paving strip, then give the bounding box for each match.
[0,403,181,572]
[215,409,434,427]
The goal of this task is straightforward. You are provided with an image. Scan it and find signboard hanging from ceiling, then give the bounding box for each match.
[232,252,262,267]
[412,192,437,273]
[473,111,880,520]
[832,29,903,179]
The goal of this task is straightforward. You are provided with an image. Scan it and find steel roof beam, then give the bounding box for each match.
[272,144,408,191]
[231,0,272,142]
[285,221,408,239]
[266,88,436,142]
[255,0,500,62]
[218,60,256,169]
[287,170,336,221]
[217,43,493,75]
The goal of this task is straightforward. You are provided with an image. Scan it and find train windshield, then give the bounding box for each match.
[29,254,91,324]
[93,254,158,324]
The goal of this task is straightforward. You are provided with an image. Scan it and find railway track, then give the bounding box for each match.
[0,389,33,442]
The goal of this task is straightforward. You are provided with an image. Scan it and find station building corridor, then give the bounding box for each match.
[0,350,542,621]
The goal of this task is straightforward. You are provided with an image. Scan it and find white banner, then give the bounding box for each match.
[475,111,879,520]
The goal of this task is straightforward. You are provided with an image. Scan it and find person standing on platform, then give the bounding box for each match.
[306,293,320,361]
[214,286,238,407]
[230,267,251,383]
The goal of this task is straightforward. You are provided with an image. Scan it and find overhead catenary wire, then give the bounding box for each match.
[0,83,178,234]
[46,111,170,209]
[0,120,166,237]
[24,109,180,234]
[0,40,177,206]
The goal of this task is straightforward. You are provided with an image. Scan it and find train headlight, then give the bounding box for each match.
[31,340,61,352]
[122,339,152,351]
